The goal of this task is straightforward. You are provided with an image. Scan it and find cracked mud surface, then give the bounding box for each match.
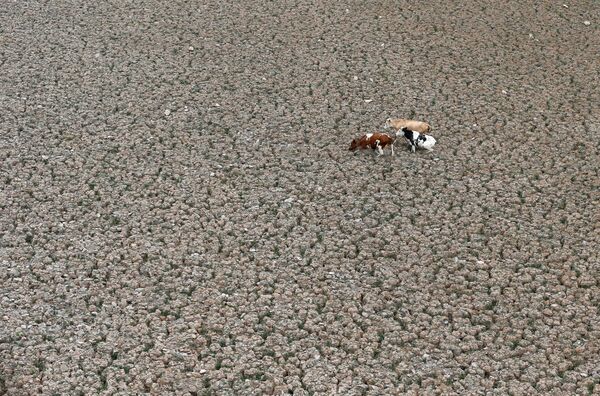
[1,1,599,394]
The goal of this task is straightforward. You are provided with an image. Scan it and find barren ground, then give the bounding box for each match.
[1,1,599,394]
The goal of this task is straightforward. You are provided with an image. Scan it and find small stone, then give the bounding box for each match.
[583,20,591,26]
[563,4,568,8]
[364,99,373,103]
[164,109,171,116]
[353,76,358,81]
[188,46,194,51]
[214,103,220,107]
[502,90,508,94]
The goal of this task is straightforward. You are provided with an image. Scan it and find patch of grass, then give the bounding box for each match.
[485,300,497,311]
[99,371,107,390]
[510,340,519,350]
[34,358,45,372]
[143,341,155,352]
[300,246,307,257]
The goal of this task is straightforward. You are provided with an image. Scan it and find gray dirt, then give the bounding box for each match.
[1,0,599,394]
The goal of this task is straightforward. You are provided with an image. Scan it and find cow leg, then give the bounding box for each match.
[410,144,416,153]
[391,143,394,156]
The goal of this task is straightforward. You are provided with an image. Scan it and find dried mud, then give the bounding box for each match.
[1,1,599,394]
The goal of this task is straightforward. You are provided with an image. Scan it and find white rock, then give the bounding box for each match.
[563,4,568,8]
[188,46,194,51]
[583,20,591,26]
[353,75,358,81]
[164,109,171,116]
[501,90,508,94]
[364,99,373,103]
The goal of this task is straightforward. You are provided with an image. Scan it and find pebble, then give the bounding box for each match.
[583,20,591,26]
[164,109,171,116]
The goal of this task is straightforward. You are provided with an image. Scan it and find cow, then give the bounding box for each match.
[385,118,431,134]
[349,132,396,156]
[400,127,437,153]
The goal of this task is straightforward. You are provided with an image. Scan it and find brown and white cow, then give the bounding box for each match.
[349,132,395,156]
